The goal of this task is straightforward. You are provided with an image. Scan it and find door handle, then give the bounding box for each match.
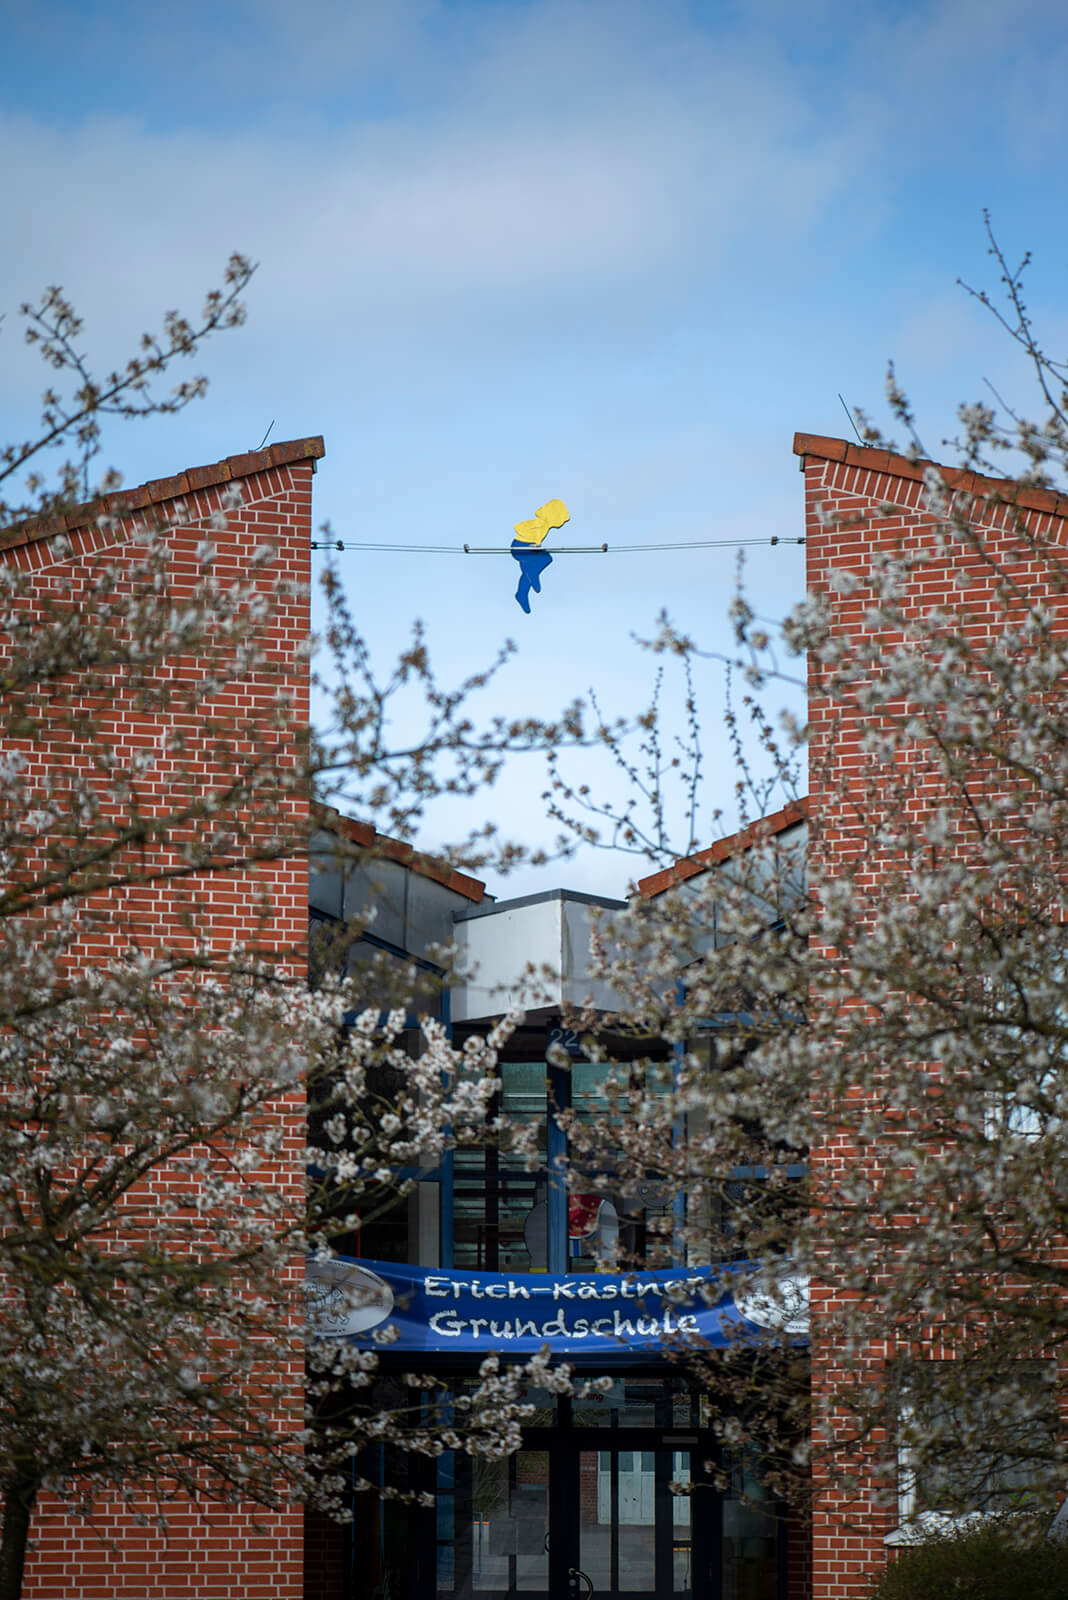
[568,1567,594,1598]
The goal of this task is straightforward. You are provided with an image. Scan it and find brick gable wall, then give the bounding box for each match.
[797,433,1068,1598]
[3,444,319,1600]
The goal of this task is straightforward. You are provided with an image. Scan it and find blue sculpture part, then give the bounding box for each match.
[511,540,553,612]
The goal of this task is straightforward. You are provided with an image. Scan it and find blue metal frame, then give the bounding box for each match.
[438,985,454,1268]
[546,1055,570,1274]
[673,981,687,1267]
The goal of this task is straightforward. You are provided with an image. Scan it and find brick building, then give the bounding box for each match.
[7,424,1063,1600]
[305,847,810,1600]
[797,431,1068,1597]
[2,438,322,1600]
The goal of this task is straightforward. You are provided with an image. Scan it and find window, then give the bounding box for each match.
[893,1361,1058,1538]
[450,1047,676,1273]
[984,1071,1060,1142]
[453,1062,547,1272]
[976,942,1068,1143]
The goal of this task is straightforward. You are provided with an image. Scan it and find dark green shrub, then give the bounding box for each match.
[869,1520,1068,1600]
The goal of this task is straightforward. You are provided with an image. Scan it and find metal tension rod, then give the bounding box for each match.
[463,543,609,554]
[311,536,805,553]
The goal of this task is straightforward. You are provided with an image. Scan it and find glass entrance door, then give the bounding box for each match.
[576,1447,693,1599]
[436,1448,550,1597]
[434,1436,701,1600]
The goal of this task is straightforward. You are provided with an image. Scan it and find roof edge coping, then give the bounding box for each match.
[637,797,809,899]
[314,807,487,905]
[5,435,326,553]
[792,432,1068,520]
[454,886,628,921]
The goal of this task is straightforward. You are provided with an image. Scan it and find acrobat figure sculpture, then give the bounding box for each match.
[511,498,570,613]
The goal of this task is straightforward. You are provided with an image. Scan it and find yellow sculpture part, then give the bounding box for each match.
[513,498,570,547]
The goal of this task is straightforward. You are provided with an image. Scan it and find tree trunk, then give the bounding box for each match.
[0,1475,38,1600]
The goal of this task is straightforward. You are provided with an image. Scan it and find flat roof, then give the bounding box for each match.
[454,886,627,921]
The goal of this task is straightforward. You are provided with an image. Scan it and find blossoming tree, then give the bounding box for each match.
[0,264,586,1600]
[553,226,1068,1563]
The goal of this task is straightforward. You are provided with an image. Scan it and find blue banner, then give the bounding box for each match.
[306,1257,805,1359]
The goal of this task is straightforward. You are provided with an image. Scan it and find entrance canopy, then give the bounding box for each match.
[306,1257,808,1360]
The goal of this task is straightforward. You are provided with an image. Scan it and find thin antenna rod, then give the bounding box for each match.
[838,393,863,446]
[255,419,276,452]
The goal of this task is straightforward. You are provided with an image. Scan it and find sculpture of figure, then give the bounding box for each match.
[510,498,570,612]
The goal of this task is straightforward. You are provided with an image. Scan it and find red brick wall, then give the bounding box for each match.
[303,1506,347,1600]
[578,1452,599,1526]
[797,433,1068,1598]
[3,443,319,1599]
[787,1497,812,1600]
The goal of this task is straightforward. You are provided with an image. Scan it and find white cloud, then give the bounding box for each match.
[0,1,862,398]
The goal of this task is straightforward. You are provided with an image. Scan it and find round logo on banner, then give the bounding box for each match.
[305,1258,394,1337]
[733,1272,809,1336]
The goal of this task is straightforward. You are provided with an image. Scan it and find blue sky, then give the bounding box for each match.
[3,0,1068,892]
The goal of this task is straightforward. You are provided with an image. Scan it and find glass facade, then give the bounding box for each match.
[312,1019,791,1600]
[445,1043,678,1277]
[453,1062,547,1272]
[346,1381,786,1600]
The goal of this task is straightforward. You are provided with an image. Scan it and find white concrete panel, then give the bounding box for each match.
[451,894,629,1022]
[451,898,564,1021]
[561,898,625,1013]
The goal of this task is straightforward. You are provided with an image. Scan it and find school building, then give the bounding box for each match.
[8,431,1064,1597]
